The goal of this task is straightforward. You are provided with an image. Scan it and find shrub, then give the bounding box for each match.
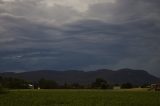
[92,78,109,89]
[121,83,133,89]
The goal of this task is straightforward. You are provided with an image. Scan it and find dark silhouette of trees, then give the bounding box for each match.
[92,78,109,89]
[0,76,139,90]
[121,83,133,89]
[0,77,29,89]
[63,82,70,89]
[38,78,58,89]
[141,83,149,88]
[33,82,39,89]
[71,83,84,89]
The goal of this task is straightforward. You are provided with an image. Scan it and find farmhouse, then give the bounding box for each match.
[150,83,160,91]
[28,84,34,89]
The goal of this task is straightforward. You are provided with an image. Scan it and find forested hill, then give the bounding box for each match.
[0,69,159,85]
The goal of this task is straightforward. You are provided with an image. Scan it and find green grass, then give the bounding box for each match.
[0,89,160,106]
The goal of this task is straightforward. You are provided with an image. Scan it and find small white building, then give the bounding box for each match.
[28,84,34,89]
[151,83,160,91]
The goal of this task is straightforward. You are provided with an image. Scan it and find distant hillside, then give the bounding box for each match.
[0,69,159,85]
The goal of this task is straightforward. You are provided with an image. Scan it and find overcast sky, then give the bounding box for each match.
[0,0,160,77]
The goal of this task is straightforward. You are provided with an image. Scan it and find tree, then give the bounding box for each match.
[71,83,84,89]
[141,83,149,88]
[4,78,29,89]
[0,77,30,89]
[33,82,39,89]
[63,82,69,89]
[38,78,58,89]
[121,83,133,89]
[92,78,109,89]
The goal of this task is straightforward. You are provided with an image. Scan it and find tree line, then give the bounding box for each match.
[0,76,144,91]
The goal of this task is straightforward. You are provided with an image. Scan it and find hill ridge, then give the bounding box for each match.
[0,68,159,85]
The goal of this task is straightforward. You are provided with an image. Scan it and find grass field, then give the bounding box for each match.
[0,89,160,106]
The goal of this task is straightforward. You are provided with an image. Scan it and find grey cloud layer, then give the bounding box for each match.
[87,0,160,23]
[0,0,160,77]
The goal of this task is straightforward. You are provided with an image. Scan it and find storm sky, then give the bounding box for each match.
[0,0,160,77]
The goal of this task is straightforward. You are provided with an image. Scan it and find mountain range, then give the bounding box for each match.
[0,69,159,85]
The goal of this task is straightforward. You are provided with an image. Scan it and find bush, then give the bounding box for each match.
[121,83,133,89]
[92,78,109,89]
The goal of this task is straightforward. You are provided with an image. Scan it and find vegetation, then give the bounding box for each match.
[0,77,30,89]
[0,90,160,106]
[0,76,159,106]
[91,78,109,89]
[0,76,151,90]
[121,83,133,89]
[38,78,58,89]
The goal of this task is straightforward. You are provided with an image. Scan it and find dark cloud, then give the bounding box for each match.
[0,0,160,77]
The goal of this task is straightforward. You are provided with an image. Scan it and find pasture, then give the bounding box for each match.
[0,89,160,106]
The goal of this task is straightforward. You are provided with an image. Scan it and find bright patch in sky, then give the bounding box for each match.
[42,0,116,12]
